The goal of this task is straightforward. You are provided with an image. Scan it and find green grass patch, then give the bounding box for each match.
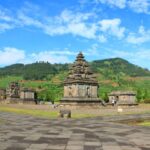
[0,106,58,119]
[0,105,150,119]
[0,106,98,119]
[21,80,51,88]
[138,121,150,126]
[0,76,23,88]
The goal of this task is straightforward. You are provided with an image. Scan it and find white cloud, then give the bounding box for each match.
[0,2,127,42]
[95,0,126,8]
[0,47,25,66]
[128,0,150,14]
[17,12,43,27]
[105,48,150,69]
[99,18,125,38]
[136,49,150,59]
[43,10,97,39]
[0,10,12,21]
[0,9,15,32]
[0,23,14,32]
[126,26,150,44]
[93,0,150,14]
[30,51,71,64]
[0,48,77,66]
[0,5,122,41]
[112,49,150,60]
[98,35,107,42]
[33,50,77,56]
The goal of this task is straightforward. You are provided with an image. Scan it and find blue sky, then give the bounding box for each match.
[0,0,150,69]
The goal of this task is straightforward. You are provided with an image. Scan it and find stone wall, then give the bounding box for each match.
[20,91,35,100]
[109,94,136,105]
[64,84,98,98]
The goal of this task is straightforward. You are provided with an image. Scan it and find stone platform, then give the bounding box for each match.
[0,112,150,150]
[60,97,101,108]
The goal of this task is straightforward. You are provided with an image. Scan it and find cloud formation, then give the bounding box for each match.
[0,3,127,43]
[0,47,25,66]
[99,18,125,38]
[128,0,150,14]
[0,47,78,66]
[0,46,150,69]
[94,0,150,14]
[43,10,97,39]
[95,0,126,9]
[126,26,150,44]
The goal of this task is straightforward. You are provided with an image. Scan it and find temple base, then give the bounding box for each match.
[60,97,102,109]
[61,97,101,103]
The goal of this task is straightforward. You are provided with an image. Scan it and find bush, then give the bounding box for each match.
[37,84,63,102]
[143,99,150,103]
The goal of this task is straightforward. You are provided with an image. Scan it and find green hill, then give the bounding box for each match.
[90,58,150,77]
[0,58,149,80]
[0,62,69,80]
[0,58,150,102]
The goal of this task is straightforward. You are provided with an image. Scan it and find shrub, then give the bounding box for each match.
[143,99,150,103]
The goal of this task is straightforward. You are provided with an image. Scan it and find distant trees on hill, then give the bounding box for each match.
[0,62,69,80]
[0,58,150,80]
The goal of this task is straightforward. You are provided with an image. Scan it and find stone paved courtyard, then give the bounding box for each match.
[0,112,150,150]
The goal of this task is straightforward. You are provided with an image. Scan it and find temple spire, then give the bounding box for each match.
[64,52,97,84]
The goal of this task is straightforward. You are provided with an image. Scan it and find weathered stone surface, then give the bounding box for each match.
[0,112,150,150]
[0,88,6,100]
[108,91,137,105]
[6,82,20,99]
[20,88,36,103]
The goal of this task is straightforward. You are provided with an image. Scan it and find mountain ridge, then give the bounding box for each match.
[0,57,150,80]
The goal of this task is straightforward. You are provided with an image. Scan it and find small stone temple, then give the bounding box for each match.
[6,82,20,99]
[20,88,36,103]
[5,82,37,104]
[108,91,137,105]
[61,52,101,106]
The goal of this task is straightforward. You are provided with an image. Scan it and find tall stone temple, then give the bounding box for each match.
[61,52,101,106]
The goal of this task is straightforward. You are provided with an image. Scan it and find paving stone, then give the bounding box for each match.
[84,145,102,150]
[0,112,149,150]
[120,146,142,150]
[66,145,84,150]
[85,141,101,146]
[102,145,121,150]
[29,144,48,149]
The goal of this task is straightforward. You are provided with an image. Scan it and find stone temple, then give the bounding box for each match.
[61,52,101,106]
[108,91,137,105]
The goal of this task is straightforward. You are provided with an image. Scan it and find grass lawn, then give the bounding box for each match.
[0,106,58,119]
[138,121,150,126]
[0,104,150,119]
[0,106,100,119]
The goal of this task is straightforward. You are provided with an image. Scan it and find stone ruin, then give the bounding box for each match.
[108,91,137,105]
[61,52,101,106]
[6,82,20,99]
[4,82,36,104]
[20,88,37,103]
[0,88,6,100]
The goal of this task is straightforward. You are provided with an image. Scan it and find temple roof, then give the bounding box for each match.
[64,52,98,85]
